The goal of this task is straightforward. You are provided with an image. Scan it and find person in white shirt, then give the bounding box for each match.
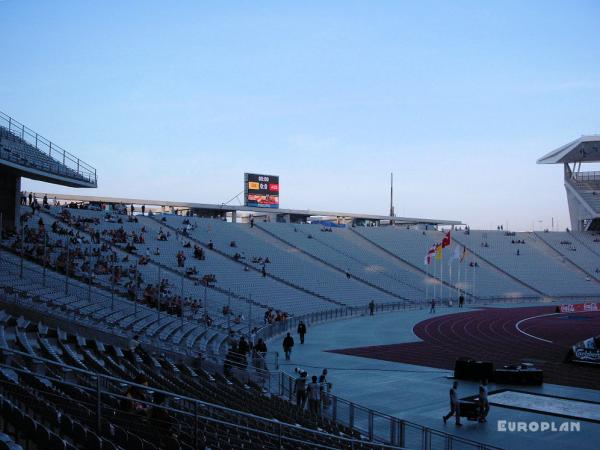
[307,376,321,415]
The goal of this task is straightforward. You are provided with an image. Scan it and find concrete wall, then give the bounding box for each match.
[0,168,20,231]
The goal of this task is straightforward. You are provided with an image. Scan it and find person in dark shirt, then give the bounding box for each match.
[283,333,294,360]
[297,321,307,344]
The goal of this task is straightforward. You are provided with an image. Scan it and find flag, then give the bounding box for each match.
[441,231,451,248]
[459,245,467,263]
[435,243,443,261]
[424,244,436,265]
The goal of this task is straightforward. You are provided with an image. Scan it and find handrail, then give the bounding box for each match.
[277,369,503,450]
[0,347,404,449]
[0,110,96,185]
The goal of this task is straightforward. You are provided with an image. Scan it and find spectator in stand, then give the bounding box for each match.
[238,335,250,356]
[295,371,308,408]
[283,332,294,360]
[254,338,267,355]
[128,334,140,353]
[150,391,176,444]
[224,344,238,377]
[125,374,150,414]
[319,369,331,409]
[307,375,321,415]
[297,320,307,344]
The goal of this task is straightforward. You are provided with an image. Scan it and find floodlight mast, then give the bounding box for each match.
[389,172,395,219]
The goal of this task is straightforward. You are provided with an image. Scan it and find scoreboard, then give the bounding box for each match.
[244,173,279,208]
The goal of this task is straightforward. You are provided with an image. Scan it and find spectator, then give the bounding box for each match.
[128,334,140,353]
[295,371,308,408]
[368,300,375,316]
[125,374,150,413]
[283,332,294,360]
[430,298,436,314]
[297,321,307,344]
[254,338,267,355]
[459,294,465,308]
[150,391,175,442]
[319,369,331,409]
[238,336,250,356]
[307,375,321,415]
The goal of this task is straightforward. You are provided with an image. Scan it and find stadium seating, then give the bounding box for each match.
[0,127,92,184]
[159,215,403,307]
[0,310,384,450]
[449,230,600,297]
[355,227,541,300]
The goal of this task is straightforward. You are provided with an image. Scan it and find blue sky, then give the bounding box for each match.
[2,0,599,230]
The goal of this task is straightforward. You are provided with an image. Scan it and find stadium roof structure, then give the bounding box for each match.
[0,110,97,188]
[537,135,600,165]
[42,192,462,226]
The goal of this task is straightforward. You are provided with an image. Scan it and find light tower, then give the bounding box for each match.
[389,172,395,218]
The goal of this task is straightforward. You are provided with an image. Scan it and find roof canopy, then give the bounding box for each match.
[538,135,600,164]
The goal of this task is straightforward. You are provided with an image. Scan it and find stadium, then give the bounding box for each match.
[1,3,600,450]
[1,107,599,450]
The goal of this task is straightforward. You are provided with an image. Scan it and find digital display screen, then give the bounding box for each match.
[245,173,279,208]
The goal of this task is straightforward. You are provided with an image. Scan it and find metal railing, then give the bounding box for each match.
[0,110,96,185]
[254,296,575,450]
[0,348,404,450]
[573,171,600,182]
[0,244,198,358]
[278,371,502,450]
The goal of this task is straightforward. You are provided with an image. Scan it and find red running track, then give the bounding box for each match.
[329,307,600,390]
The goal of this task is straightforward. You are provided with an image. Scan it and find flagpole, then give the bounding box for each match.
[433,258,437,302]
[457,259,461,298]
[425,263,429,304]
[473,266,475,301]
[449,262,452,304]
[472,264,476,302]
[440,253,444,303]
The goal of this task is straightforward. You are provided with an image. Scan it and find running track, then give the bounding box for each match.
[329,307,600,390]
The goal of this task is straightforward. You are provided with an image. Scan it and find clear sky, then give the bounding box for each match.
[2,0,600,230]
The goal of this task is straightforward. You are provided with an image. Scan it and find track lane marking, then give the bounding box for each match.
[515,313,557,343]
